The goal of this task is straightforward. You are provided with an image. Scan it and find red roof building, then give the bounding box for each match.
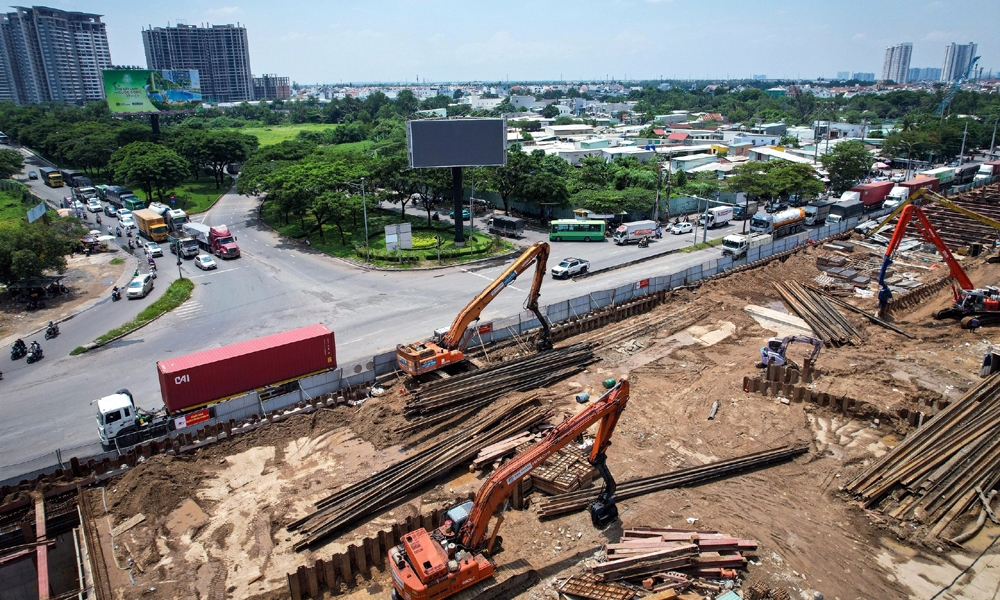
[667,132,689,141]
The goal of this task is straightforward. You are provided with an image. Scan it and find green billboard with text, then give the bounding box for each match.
[103,70,159,115]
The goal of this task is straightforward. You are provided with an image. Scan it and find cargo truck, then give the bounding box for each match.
[732,201,759,221]
[122,196,146,212]
[749,207,806,237]
[102,186,133,209]
[133,208,168,242]
[975,161,1000,183]
[897,176,939,195]
[166,209,189,231]
[612,220,657,245]
[883,186,909,209]
[96,324,337,448]
[954,163,981,186]
[487,215,525,238]
[850,181,894,209]
[721,232,772,259]
[183,222,241,258]
[919,166,955,185]
[698,206,733,229]
[839,191,861,203]
[804,200,836,226]
[825,199,864,224]
[167,233,200,258]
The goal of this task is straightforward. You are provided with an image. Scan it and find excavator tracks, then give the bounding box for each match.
[450,558,537,600]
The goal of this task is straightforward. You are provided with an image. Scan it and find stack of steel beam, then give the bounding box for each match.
[774,281,864,346]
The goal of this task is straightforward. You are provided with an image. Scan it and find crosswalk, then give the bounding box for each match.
[172,300,204,321]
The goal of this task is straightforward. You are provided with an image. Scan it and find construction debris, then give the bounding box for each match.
[288,395,549,550]
[537,444,808,519]
[560,572,635,600]
[773,281,864,346]
[846,374,1000,537]
[530,445,599,495]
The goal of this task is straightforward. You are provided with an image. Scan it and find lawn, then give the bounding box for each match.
[239,123,339,146]
[261,202,514,268]
[132,176,233,214]
[0,188,30,227]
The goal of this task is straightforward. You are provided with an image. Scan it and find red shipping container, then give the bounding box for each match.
[157,324,336,413]
[849,181,895,207]
[897,176,939,194]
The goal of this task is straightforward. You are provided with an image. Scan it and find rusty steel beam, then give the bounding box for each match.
[34,496,49,600]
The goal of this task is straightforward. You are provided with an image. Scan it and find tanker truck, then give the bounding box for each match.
[749,207,806,238]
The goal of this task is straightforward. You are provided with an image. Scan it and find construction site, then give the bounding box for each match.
[8,184,1000,600]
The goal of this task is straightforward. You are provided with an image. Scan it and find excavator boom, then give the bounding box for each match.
[389,380,631,600]
[396,242,553,376]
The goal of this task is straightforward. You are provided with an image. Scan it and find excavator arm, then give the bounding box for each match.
[779,335,824,361]
[458,379,630,551]
[441,241,552,351]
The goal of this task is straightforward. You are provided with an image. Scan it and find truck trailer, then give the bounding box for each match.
[183,222,241,258]
[133,208,168,242]
[826,199,864,224]
[975,161,1000,183]
[919,166,955,185]
[96,324,337,447]
[897,176,939,195]
[749,208,806,238]
[804,200,836,226]
[850,181,894,208]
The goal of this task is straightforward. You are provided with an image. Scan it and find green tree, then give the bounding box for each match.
[0,148,24,179]
[482,146,531,216]
[778,133,801,148]
[202,130,259,189]
[0,212,82,284]
[726,162,775,202]
[311,191,355,244]
[541,104,560,119]
[109,142,190,202]
[395,90,420,115]
[820,140,873,194]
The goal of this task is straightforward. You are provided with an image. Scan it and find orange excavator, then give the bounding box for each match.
[389,379,631,600]
[397,241,553,377]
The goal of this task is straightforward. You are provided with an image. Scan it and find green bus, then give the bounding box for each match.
[549,219,606,242]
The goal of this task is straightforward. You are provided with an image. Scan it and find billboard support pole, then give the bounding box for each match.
[150,114,160,135]
[452,167,465,246]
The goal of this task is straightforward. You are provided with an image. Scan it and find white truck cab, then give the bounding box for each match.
[96,391,137,445]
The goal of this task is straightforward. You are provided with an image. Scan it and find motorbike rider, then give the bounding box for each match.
[29,340,41,355]
[13,338,26,354]
[47,320,58,335]
[638,236,650,248]
[112,285,121,300]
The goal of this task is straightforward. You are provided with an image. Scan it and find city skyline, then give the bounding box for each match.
[4,1,999,84]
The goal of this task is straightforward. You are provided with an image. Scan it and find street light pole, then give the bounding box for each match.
[361,177,369,262]
[989,116,998,160]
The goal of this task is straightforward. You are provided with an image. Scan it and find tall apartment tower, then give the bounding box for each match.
[0,6,112,104]
[881,43,912,84]
[142,23,253,102]
[941,42,978,82]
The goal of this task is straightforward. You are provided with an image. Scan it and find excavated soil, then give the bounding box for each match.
[87,240,1000,600]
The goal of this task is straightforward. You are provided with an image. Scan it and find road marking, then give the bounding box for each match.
[187,267,239,278]
[461,269,524,292]
[172,300,204,320]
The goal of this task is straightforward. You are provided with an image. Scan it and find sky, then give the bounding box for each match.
[42,0,1000,84]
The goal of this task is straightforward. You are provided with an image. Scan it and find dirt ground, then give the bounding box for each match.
[85,241,1000,600]
[0,247,129,341]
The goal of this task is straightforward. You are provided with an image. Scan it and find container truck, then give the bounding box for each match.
[850,181,894,209]
[166,209,189,231]
[897,176,939,195]
[133,208,168,242]
[96,324,337,447]
[749,208,806,237]
[883,186,909,209]
[698,206,733,229]
[954,163,981,186]
[804,200,836,226]
[167,233,200,258]
[103,186,133,209]
[721,232,772,259]
[183,222,241,258]
[975,161,1000,183]
[612,220,657,245]
[825,199,864,224]
[919,166,955,184]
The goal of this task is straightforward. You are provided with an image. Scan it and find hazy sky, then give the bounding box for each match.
[44,0,999,83]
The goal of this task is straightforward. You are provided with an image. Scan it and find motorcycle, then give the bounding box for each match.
[10,344,26,360]
[111,288,121,302]
[638,237,650,249]
[26,299,46,311]
[26,345,43,364]
[44,323,59,339]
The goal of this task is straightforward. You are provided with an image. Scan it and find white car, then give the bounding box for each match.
[117,208,132,219]
[195,255,217,270]
[145,242,162,257]
[891,174,906,183]
[119,215,135,229]
[126,274,154,299]
[86,198,102,213]
[551,257,590,279]
[671,222,693,234]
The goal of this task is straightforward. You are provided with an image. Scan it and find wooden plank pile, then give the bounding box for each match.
[559,572,634,600]
[590,527,755,594]
[537,444,809,519]
[530,445,599,495]
[288,395,549,550]
[774,281,864,346]
[846,374,1000,537]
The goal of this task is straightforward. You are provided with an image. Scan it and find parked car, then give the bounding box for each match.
[103,205,117,217]
[27,171,37,180]
[670,222,693,234]
[550,257,590,279]
[126,274,154,299]
[145,242,163,257]
[449,209,471,221]
[86,198,102,213]
[195,255,217,270]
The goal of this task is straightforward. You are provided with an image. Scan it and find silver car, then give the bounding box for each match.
[126,274,154,299]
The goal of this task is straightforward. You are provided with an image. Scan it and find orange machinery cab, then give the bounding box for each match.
[396,327,466,376]
[389,526,494,600]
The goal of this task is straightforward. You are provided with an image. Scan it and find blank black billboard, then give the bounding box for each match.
[407,118,507,168]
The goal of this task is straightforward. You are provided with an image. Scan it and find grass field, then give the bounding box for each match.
[239,123,339,146]
[0,188,29,227]
[132,177,232,214]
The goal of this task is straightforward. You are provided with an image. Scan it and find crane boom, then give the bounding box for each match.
[396,242,553,376]
[389,380,631,600]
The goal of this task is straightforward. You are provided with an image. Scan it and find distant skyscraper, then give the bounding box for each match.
[252,74,290,100]
[881,43,912,83]
[836,71,850,80]
[908,67,942,81]
[142,23,253,102]
[941,42,977,82]
[752,74,767,80]
[0,5,112,104]
[852,72,876,82]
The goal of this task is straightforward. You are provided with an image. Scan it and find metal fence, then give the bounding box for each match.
[0,208,875,487]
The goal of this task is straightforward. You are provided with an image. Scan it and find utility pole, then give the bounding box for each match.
[989,116,998,160]
[361,177,369,262]
[958,121,968,166]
